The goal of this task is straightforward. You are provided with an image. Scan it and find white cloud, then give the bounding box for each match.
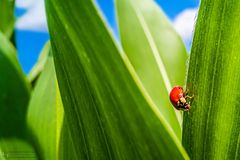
[173,8,198,43]
[16,0,35,9]
[16,0,48,32]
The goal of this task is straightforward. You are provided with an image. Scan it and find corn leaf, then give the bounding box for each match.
[0,139,37,160]
[0,0,15,39]
[0,32,36,159]
[183,0,240,159]
[27,50,63,160]
[46,0,188,159]
[116,0,188,138]
[58,118,77,160]
[28,41,50,87]
[0,147,5,160]
[0,31,30,138]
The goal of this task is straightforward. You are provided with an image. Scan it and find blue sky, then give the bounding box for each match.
[15,0,200,73]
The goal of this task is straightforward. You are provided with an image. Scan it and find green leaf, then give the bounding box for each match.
[28,41,50,87]
[0,31,30,138]
[27,51,63,160]
[116,0,188,138]
[183,0,240,159]
[0,32,35,159]
[0,138,37,160]
[46,0,188,159]
[0,148,6,160]
[58,118,77,160]
[0,0,15,39]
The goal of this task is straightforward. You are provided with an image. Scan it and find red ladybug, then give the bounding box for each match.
[169,86,193,111]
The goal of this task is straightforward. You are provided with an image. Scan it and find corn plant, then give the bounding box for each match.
[0,0,239,159]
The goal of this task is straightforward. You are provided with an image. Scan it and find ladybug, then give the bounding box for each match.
[169,86,193,111]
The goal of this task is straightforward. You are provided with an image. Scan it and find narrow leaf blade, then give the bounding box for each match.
[46,0,188,159]
[0,31,30,137]
[0,0,15,38]
[28,41,50,86]
[183,0,240,159]
[27,50,63,160]
[116,0,188,136]
[0,139,37,160]
[0,32,36,159]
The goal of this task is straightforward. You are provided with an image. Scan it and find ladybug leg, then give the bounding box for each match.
[182,107,190,112]
[185,95,194,99]
[184,88,194,99]
[183,88,189,96]
[183,102,191,111]
[182,108,190,112]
